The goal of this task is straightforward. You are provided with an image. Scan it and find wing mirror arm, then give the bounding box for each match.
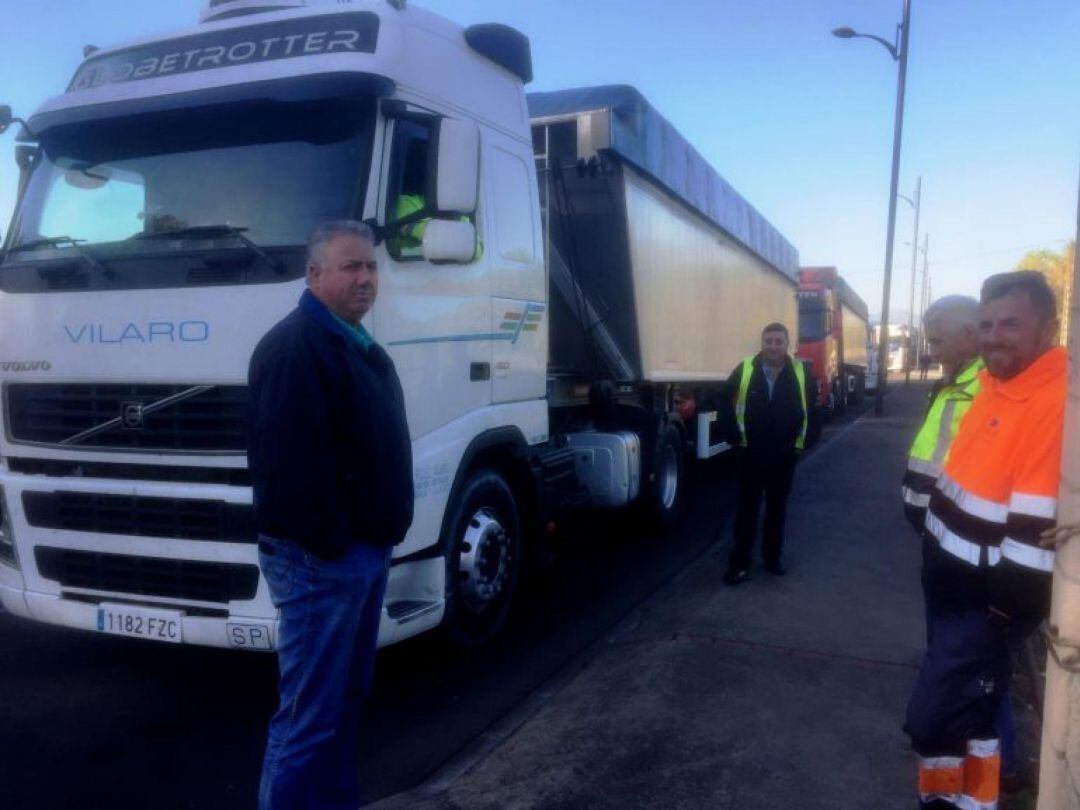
[0,106,35,140]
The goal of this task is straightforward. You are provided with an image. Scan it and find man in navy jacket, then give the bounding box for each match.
[248,220,413,810]
[723,323,815,584]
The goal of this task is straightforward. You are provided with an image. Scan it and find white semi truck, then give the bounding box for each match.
[0,0,799,650]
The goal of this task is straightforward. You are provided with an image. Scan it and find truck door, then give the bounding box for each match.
[372,111,492,439]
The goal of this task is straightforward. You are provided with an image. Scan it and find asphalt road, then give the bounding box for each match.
[0,399,870,810]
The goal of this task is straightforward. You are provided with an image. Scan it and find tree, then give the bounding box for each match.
[1016,240,1075,346]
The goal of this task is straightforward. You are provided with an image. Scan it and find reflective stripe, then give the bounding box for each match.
[937,474,1008,524]
[926,511,983,566]
[934,399,959,465]
[735,358,753,446]
[987,547,1002,566]
[956,796,997,810]
[967,739,1000,758]
[903,487,931,508]
[963,738,1001,808]
[908,456,943,477]
[1000,538,1055,572]
[793,361,808,450]
[918,755,963,802]
[1008,492,1057,520]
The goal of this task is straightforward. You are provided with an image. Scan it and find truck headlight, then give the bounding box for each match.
[0,487,17,568]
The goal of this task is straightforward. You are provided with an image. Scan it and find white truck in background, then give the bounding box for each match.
[0,0,799,650]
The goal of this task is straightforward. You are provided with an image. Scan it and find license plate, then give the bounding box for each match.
[226,622,273,651]
[96,604,182,644]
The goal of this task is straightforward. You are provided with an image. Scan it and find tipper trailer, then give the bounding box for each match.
[0,0,798,650]
[796,266,869,414]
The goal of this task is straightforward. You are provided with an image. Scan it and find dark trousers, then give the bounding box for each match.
[918,535,1018,775]
[729,448,797,570]
[258,535,391,810]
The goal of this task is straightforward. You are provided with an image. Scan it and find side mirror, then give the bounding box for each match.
[433,118,479,214]
[422,219,477,264]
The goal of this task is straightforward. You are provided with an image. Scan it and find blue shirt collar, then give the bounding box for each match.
[299,289,374,351]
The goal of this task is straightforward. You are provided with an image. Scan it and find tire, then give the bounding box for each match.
[441,468,522,648]
[642,422,685,529]
[832,378,847,415]
[849,373,865,406]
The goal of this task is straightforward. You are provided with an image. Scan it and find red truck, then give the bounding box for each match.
[796,267,870,415]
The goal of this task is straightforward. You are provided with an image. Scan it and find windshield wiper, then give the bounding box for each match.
[6,235,116,279]
[131,225,285,274]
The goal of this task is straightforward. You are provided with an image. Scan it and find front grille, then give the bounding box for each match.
[6,383,247,452]
[7,457,251,486]
[35,547,260,603]
[23,491,254,543]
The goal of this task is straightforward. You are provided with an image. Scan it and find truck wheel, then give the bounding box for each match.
[442,468,522,648]
[832,379,847,415]
[643,422,685,528]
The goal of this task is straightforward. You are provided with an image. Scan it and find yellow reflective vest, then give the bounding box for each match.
[901,356,983,529]
[735,356,808,451]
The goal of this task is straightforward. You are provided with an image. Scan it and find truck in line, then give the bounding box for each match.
[0,0,799,651]
[795,266,870,415]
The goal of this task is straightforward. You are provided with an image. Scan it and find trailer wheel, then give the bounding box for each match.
[832,378,847,416]
[441,468,522,648]
[643,422,685,528]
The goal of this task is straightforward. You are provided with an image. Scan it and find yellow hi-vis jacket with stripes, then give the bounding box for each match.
[735,356,808,451]
[901,357,983,531]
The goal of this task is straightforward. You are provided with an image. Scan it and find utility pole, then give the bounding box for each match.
[918,233,929,355]
[903,176,922,385]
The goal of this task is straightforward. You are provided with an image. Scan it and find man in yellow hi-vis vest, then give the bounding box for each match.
[902,296,982,534]
[724,322,814,585]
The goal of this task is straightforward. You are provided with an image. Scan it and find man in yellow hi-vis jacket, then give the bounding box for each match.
[902,295,983,533]
[723,322,815,585]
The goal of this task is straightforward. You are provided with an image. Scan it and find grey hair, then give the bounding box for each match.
[305,220,376,270]
[924,295,979,331]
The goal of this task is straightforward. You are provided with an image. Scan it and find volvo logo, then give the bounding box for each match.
[57,385,214,447]
[120,402,146,430]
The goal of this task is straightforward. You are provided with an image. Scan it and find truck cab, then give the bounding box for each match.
[796,266,869,415]
[0,0,546,649]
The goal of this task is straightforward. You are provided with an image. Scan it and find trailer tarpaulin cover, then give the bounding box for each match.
[527,85,799,282]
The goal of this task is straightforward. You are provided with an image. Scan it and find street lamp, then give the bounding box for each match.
[833,0,913,417]
[897,176,922,385]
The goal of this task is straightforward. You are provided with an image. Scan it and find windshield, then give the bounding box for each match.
[5,97,374,286]
[798,300,828,342]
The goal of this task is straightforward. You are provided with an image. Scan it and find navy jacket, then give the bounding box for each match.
[248,290,414,557]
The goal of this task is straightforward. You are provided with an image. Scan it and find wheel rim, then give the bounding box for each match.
[659,442,679,510]
[457,507,513,615]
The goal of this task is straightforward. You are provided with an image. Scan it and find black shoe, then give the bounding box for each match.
[723,568,749,586]
[764,561,786,576]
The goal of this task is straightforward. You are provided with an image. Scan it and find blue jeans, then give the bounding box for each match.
[258,535,391,810]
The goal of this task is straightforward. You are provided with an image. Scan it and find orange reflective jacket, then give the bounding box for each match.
[925,346,1066,572]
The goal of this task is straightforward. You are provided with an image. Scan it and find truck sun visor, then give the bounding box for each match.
[464,24,533,84]
[30,72,392,136]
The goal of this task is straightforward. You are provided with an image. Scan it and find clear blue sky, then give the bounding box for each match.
[1,0,1077,318]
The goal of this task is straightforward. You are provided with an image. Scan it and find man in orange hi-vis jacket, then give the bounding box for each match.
[905,270,1066,810]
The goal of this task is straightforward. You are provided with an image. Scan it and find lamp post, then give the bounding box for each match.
[833,0,913,417]
[897,176,921,384]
